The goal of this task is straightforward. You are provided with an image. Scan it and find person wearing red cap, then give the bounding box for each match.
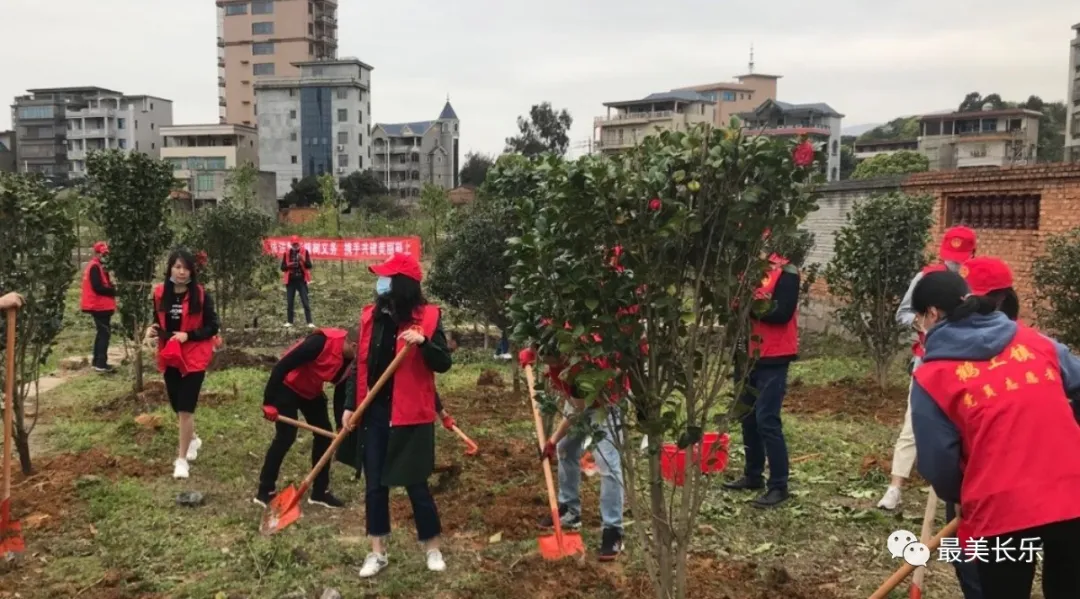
[281,235,315,329]
[145,249,220,480]
[961,257,1018,321]
[80,241,118,373]
[879,225,977,511]
[339,252,453,578]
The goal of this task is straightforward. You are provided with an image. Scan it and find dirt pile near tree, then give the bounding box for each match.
[785,377,907,424]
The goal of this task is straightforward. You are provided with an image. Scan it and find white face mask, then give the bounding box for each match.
[376,276,392,296]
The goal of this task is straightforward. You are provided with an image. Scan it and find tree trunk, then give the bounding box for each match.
[675,545,689,599]
[14,425,32,475]
[483,323,489,351]
[875,358,890,391]
[512,346,522,396]
[133,326,145,394]
[649,433,674,599]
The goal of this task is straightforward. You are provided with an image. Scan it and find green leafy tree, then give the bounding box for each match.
[504,102,573,157]
[506,126,821,599]
[1022,95,1067,164]
[770,229,820,308]
[824,192,934,388]
[85,150,177,392]
[959,92,1005,112]
[0,173,77,473]
[1032,229,1080,347]
[340,169,388,211]
[856,116,921,143]
[851,150,930,179]
[224,161,259,209]
[283,175,322,207]
[419,182,452,249]
[459,152,494,187]
[318,173,347,283]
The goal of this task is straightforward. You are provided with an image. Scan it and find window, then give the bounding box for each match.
[225,3,248,15]
[338,131,349,145]
[358,111,363,124]
[289,89,296,97]
[336,89,348,100]
[721,91,736,102]
[946,194,1040,230]
[135,120,139,129]
[290,132,297,141]
[253,62,275,75]
[196,174,216,192]
[135,142,139,150]
[831,167,837,181]
[117,118,126,129]
[17,105,54,120]
[338,154,348,168]
[312,67,324,76]
[831,140,838,156]
[150,123,155,130]
[118,139,127,149]
[291,155,298,164]
[251,0,273,14]
[151,142,155,150]
[252,42,275,55]
[308,23,314,35]
[359,156,363,169]
[252,22,274,35]
[292,177,299,185]
[289,109,297,119]
[358,134,363,146]
[337,108,347,122]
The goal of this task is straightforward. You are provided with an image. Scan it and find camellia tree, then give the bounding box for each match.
[1033,228,1080,347]
[504,127,821,599]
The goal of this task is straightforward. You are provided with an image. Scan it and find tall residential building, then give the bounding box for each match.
[1067,23,1080,162]
[594,91,716,154]
[737,100,844,181]
[371,101,461,199]
[255,58,373,199]
[0,131,15,173]
[675,73,781,127]
[917,108,1041,170]
[217,0,339,126]
[12,87,172,179]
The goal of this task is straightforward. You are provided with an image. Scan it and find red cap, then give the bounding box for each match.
[290,235,300,244]
[940,226,976,263]
[93,241,109,255]
[369,252,422,282]
[960,257,1013,296]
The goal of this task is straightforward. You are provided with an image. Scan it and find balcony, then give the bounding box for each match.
[217,36,225,48]
[594,110,675,126]
[596,137,636,151]
[744,125,832,137]
[68,148,86,161]
[218,58,225,68]
[315,13,337,27]
[66,107,118,119]
[67,128,115,139]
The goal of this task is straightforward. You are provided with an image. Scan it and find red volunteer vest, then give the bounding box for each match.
[355,304,441,426]
[80,258,117,312]
[749,256,799,358]
[283,328,348,400]
[282,248,312,284]
[153,284,215,375]
[912,264,949,358]
[914,324,1080,541]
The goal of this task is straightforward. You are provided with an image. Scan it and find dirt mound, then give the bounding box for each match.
[476,369,505,388]
[95,381,168,416]
[208,348,277,372]
[786,377,907,424]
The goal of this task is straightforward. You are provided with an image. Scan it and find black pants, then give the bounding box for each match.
[977,517,1080,599]
[258,389,333,495]
[89,311,112,368]
[363,417,441,541]
[286,280,312,325]
[946,502,984,599]
[163,368,205,414]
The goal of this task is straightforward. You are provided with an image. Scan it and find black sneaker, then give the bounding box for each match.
[722,476,765,491]
[253,489,277,507]
[308,491,345,509]
[598,527,624,562]
[752,488,790,509]
[538,503,582,530]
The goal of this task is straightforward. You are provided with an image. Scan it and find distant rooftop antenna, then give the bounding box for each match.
[748,43,755,74]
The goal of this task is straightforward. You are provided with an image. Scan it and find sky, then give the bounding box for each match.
[2,0,1076,159]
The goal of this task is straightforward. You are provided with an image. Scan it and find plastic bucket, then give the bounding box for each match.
[659,433,730,486]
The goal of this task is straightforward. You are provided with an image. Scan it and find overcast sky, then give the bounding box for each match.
[2,0,1075,158]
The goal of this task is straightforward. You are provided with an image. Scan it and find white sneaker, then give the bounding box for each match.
[426,549,446,572]
[186,437,202,462]
[307,323,316,329]
[640,436,649,452]
[284,322,293,328]
[877,486,902,510]
[173,458,190,479]
[358,552,388,578]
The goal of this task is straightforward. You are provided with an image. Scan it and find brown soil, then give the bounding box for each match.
[208,348,277,372]
[476,369,505,388]
[97,381,236,418]
[785,377,908,425]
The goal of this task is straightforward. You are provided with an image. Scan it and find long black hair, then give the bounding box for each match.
[375,274,426,324]
[985,288,1020,321]
[911,270,994,322]
[159,248,203,315]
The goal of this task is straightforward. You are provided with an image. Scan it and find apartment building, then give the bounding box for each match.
[255,58,372,198]
[1067,22,1080,162]
[917,107,1041,170]
[0,131,15,173]
[737,100,844,181]
[370,101,461,198]
[217,0,339,126]
[675,73,781,127]
[594,90,716,154]
[12,87,172,179]
[161,124,277,214]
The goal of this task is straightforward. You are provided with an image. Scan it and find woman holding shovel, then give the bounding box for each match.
[910,270,1080,599]
[146,249,220,480]
[340,252,453,578]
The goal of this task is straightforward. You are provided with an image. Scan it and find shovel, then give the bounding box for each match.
[869,517,959,599]
[260,343,413,535]
[271,414,336,440]
[524,365,584,560]
[1,308,24,554]
[450,425,479,456]
[909,488,940,599]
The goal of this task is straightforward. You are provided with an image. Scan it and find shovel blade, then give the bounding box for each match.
[259,486,301,536]
[537,532,585,560]
[0,518,23,554]
[463,440,479,456]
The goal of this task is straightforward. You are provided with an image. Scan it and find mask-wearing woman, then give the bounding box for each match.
[910,270,1080,599]
[340,253,452,578]
[146,249,220,480]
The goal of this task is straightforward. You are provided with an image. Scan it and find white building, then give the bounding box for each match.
[65,93,173,177]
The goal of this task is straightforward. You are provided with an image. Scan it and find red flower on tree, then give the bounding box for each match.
[195,251,209,268]
[648,198,662,211]
[793,140,815,167]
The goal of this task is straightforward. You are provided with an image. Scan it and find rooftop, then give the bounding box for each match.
[25,86,123,95]
[374,121,436,137]
[918,108,1043,121]
[853,138,919,148]
[735,73,783,80]
[676,81,754,92]
[604,89,714,108]
[739,99,844,119]
[293,57,374,71]
[438,100,458,120]
[161,123,257,135]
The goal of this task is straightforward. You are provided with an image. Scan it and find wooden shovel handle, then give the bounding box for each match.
[869,517,960,599]
[275,415,335,440]
[297,344,413,494]
[525,365,564,546]
[912,488,939,589]
[451,425,476,447]
[3,309,16,504]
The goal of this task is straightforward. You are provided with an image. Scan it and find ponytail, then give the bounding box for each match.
[946,295,997,322]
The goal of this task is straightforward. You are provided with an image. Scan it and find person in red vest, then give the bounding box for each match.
[910,269,1080,598]
[340,252,453,578]
[80,241,118,373]
[255,327,358,509]
[879,225,977,511]
[145,249,220,480]
[723,251,800,508]
[281,235,314,328]
[961,256,1019,321]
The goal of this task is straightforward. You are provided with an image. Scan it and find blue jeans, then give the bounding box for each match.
[738,363,790,491]
[362,416,441,541]
[286,280,312,325]
[946,501,984,599]
[496,330,510,355]
[557,408,624,531]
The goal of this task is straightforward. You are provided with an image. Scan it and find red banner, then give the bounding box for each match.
[263,236,422,261]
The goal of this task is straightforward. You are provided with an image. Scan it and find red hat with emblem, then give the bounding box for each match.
[940,226,976,263]
[369,252,423,282]
[960,256,1013,296]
